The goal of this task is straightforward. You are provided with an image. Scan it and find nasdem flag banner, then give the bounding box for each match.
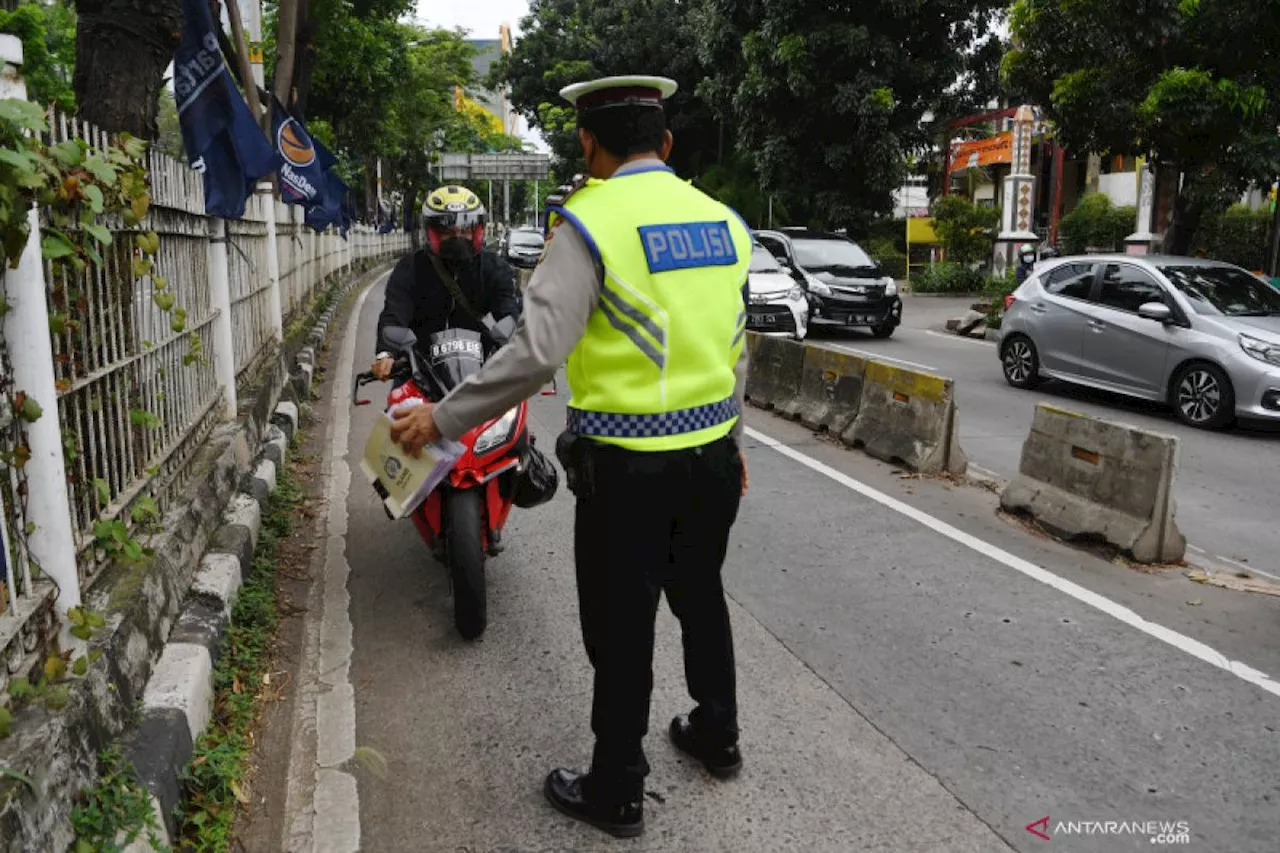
[270,97,348,233]
[173,0,280,219]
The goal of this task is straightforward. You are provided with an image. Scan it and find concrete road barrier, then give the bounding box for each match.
[779,346,867,434]
[744,332,805,412]
[1000,404,1185,564]
[842,360,967,476]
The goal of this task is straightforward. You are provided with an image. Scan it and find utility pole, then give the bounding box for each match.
[504,178,510,229]
[1268,180,1280,278]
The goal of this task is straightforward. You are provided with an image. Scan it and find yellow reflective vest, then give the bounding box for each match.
[548,164,753,451]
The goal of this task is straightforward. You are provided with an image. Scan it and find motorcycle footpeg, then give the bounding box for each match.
[487,529,504,557]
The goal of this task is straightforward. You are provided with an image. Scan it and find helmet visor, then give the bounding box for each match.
[425,209,485,234]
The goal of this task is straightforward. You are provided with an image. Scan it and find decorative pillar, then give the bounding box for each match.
[1126,159,1159,254]
[993,104,1040,277]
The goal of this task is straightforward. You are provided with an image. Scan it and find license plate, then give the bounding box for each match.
[748,314,782,327]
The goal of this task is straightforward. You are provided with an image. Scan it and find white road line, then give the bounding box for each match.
[745,425,1280,701]
[923,329,995,347]
[821,341,937,372]
[1185,544,1280,582]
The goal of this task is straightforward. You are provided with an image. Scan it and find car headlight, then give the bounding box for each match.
[882,277,898,297]
[807,277,832,297]
[474,407,519,454]
[1240,333,1280,367]
[788,285,803,301]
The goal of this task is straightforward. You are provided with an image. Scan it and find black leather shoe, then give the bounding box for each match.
[543,769,644,838]
[669,715,743,778]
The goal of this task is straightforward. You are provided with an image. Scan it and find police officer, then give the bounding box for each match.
[388,75,751,839]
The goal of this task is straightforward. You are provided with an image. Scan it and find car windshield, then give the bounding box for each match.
[511,231,543,247]
[750,245,782,273]
[791,238,877,274]
[1158,265,1280,316]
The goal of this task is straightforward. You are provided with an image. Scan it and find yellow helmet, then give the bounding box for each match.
[423,185,487,260]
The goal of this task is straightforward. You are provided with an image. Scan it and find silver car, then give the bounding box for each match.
[999,255,1280,428]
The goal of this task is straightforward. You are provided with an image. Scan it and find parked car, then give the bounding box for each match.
[745,241,810,340]
[754,228,902,338]
[998,255,1280,428]
[504,227,545,269]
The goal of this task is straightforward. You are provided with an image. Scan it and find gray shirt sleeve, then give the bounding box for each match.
[432,222,601,441]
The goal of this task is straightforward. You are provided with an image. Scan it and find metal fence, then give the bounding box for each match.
[0,61,411,692]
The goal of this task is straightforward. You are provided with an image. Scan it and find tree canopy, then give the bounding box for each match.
[1002,0,1280,252]
[697,0,1006,233]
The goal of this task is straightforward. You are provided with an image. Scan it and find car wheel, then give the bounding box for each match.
[1172,362,1235,429]
[871,324,894,339]
[1001,335,1041,389]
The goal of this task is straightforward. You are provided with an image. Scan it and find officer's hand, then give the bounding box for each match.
[390,403,441,457]
[372,357,396,381]
[740,451,749,497]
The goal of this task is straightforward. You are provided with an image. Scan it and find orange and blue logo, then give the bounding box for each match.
[277,119,316,168]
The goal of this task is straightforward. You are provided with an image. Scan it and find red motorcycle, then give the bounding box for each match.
[353,320,557,640]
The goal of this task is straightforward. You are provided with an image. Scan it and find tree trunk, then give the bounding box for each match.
[1162,190,1203,256]
[1268,178,1280,277]
[73,0,183,138]
[272,0,300,106]
[292,0,316,117]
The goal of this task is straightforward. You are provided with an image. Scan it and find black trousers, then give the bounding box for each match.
[572,434,743,802]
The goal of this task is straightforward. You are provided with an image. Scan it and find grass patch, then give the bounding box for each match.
[69,745,169,852]
[174,453,304,852]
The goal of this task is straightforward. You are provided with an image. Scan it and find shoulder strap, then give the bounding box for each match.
[427,251,491,329]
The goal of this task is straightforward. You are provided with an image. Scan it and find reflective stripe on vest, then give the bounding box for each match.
[567,395,740,439]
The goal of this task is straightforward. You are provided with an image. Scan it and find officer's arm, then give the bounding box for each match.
[432,222,601,441]
[376,254,417,356]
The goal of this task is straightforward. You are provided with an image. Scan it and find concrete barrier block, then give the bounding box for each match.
[778,346,866,434]
[842,360,967,476]
[999,404,1185,564]
[744,333,805,412]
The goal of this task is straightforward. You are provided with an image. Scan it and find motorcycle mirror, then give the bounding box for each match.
[383,326,417,350]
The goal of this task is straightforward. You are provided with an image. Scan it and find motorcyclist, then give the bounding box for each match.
[1015,244,1038,284]
[372,186,522,379]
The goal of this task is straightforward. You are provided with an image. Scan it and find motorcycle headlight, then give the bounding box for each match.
[474,407,519,454]
[882,277,898,297]
[1240,333,1280,367]
[788,285,803,301]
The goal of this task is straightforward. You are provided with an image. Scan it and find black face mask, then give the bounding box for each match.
[438,234,476,263]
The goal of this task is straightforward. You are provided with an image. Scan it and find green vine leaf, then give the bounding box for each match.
[170,307,187,334]
[72,656,89,677]
[132,257,152,279]
[44,685,70,710]
[50,140,84,168]
[92,477,110,507]
[84,223,112,246]
[0,707,11,739]
[152,275,168,291]
[129,409,160,429]
[41,232,76,260]
[130,193,151,222]
[153,291,174,312]
[83,156,116,184]
[17,395,42,423]
[49,313,68,334]
[82,184,105,214]
[0,99,49,132]
[7,678,34,701]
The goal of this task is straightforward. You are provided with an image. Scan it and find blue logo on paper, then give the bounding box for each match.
[638,221,738,273]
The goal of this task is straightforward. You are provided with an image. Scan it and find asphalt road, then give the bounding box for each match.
[808,294,1280,579]
[262,274,1280,853]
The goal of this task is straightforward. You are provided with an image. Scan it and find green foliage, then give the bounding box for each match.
[698,0,1007,230]
[863,238,907,280]
[911,262,987,294]
[1003,0,1280,251]
[70,745,169,852]
[930,195,999,266]
[0,2,77,113]
[1192,205,1273,271]
[177,466,304,851]
[1059,193,1137,254]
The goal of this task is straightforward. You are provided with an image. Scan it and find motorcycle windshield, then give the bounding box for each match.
[424,329,484,392]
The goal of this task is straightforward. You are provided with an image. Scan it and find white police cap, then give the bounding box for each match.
[559,75,679,112]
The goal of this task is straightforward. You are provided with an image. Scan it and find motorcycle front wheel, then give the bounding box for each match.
[444,488,487,640]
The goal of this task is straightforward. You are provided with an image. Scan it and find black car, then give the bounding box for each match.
[755,228,903,338]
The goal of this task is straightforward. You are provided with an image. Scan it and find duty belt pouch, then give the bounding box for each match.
[555,430,595,498]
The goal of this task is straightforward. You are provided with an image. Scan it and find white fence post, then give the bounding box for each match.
[208,219,238,418]
[259,182,283,342]
[0,34,81,618]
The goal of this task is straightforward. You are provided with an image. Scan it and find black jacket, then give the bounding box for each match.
[376,248,522,356]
